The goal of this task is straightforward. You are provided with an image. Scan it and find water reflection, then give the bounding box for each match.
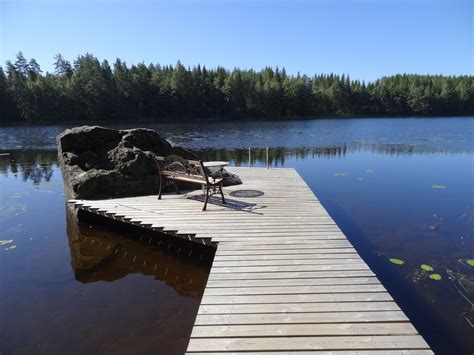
[66,207,214,298]
[0,151,213,355]
[198,144,471,168]
[0,150,57,184]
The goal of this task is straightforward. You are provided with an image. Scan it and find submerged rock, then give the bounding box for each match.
[57,125,241,199]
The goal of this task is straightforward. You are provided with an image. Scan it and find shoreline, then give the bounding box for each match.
[1,114,473,128]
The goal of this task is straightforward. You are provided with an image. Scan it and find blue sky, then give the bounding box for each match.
[1,0,472,81]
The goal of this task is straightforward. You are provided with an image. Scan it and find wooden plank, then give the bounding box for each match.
[209,264,370,274]
[191,322,418,337]
[215,248,358,256]
[186,336,430,352]
[211,253,359,261]
[186,351,433,355]
[201,292,394,304]
[216,242,352,250]
[203,284,386,296]
[207,270,376,280]
[206,277,380,288]
[194,311,408,325]
[211,259,364,267]
[197,301,401,314]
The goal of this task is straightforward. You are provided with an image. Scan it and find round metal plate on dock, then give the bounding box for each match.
[229,189,264,198]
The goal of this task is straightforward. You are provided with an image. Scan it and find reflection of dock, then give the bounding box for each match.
[70,167,432,353]
[65,206,212,298]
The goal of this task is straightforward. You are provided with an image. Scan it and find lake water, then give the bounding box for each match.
[1,117,473,354]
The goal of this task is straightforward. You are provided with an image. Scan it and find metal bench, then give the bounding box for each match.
[154,155,226,211]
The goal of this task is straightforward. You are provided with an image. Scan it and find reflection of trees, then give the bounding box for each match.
[198,142,467,166]
[0,150,57,184]
[65,207,213,298]
[0,142,465,184]
[199,147,349,167]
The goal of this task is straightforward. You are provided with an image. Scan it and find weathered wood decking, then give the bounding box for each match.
[70,167,432,354]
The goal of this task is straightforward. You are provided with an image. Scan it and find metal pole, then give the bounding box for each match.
[266,147,269,169]
[248,147,251,169]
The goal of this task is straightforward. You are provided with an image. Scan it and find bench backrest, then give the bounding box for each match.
[154,155,208,183]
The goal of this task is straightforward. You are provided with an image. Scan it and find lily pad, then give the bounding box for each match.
[0,240,14,246]
[389,258,405,265]
[421,264,434,271]
[432,184,446,189]
[333,173,348,176]
[429,273,442,280]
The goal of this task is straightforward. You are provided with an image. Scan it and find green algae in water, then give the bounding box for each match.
[0,240,14,246]
[389,258,405,265]
[429,273,442,280]
[432,184,446,189]
[421,264,434,271]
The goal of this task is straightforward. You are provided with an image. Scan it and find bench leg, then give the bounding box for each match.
[219,183,226,204]
[158,175,163,200]
[203,185,209,211]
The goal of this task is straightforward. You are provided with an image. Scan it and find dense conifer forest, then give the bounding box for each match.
[1,52,473,124]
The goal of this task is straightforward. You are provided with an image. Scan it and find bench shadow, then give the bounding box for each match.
[185,194,266,215]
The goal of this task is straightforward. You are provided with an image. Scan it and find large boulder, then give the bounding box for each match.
[58,126,172,199]
[58,126,241,200]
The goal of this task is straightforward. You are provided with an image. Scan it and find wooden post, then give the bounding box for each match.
[248,147,251,169]
[266,147,269,169]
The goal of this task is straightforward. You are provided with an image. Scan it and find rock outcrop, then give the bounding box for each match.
[58,125,241,200]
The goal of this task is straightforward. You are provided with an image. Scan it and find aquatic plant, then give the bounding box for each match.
[421,264,434,271]
[389,258,405,265]
[429,273,442,280]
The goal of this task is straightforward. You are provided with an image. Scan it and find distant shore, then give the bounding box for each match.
[1,114,473,128]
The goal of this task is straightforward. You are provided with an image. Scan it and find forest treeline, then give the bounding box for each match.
[1,52,473,124]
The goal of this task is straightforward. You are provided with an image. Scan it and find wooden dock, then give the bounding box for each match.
[70,167,432,354]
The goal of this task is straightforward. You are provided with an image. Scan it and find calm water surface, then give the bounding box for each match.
[1,117,473,354]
